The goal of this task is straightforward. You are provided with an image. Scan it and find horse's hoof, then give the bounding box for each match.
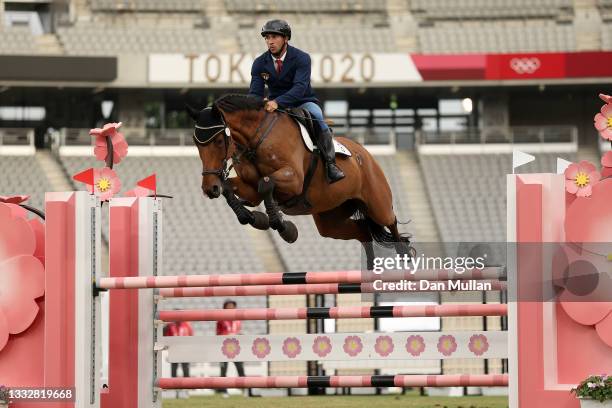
[278,220,298,243]
[250,211,270,230]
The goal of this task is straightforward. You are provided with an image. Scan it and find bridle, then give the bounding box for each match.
[193,110,279,182]
[193,123,232,181]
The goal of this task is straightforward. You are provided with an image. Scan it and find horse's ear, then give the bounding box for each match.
[185,104,201,121]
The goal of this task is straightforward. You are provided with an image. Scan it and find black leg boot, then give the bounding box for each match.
[318,128,345,183]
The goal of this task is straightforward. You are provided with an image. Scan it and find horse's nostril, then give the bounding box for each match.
[212,185,220,195]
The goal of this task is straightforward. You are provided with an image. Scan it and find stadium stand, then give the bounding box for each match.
[57,26,219,55]
[418,21,576,54]
[0,156,51,211]
[90,0,201,12]
[419,153,577,243]
[409,0,573,22]
[0,26,37,54]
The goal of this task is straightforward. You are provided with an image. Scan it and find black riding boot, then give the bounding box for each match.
[318,129,345,183]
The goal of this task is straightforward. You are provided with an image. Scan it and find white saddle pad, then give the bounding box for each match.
[298,122,352,157]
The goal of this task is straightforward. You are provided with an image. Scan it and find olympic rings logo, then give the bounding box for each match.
[509,57,541,74]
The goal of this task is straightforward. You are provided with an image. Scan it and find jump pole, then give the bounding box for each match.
[157,374,510,389]
[158,280,507,298]
[98,267,505,289]
[157,304,508,322]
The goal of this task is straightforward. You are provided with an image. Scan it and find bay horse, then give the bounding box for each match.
[188,94,413,267]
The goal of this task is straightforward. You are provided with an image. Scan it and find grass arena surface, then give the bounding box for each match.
[162,394,509,407]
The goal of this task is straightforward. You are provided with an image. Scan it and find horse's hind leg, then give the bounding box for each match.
[363,197,415,258]
[313,206,376,270]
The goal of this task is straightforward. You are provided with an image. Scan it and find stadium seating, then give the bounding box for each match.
[419,153,577,242]
[0,156,51,211]
[225,0,386,13]
[90,0,201,12]
[57,26,219,55]
[0,26,37,54]
[418,21,576,53]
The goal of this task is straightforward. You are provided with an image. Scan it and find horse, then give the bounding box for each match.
[187,94,413,267]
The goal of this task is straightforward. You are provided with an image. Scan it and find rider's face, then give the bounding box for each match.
[265,34,286,55]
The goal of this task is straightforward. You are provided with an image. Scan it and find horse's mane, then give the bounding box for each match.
[213,94,264,113]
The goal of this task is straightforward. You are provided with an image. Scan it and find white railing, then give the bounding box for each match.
[417,126,578,145]
[54,126,397,155]
[416,126,578,155]
[0,128,35,155]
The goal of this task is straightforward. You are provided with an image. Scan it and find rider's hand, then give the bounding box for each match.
[265,100,278,112]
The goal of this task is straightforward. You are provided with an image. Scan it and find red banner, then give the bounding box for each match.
[411,51,612,81]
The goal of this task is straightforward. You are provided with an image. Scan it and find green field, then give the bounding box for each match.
[163,394,509,408]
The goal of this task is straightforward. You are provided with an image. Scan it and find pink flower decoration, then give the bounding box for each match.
[124,186,150,198]
[599,94,612,104]
[564,161,601,197]
[342,335,363,357]
[282,337,302,358]
[90,122,128,164]
[594,103,612,141]
[86,167,121,201]
[312,336,332,358]
[221,338,241,359]
[603,151,612,178]
[406,335,426,356]
[374,335,394,357]
[0,203,45,351]
[561,179,612,348]
[468,334,490,356]
[251,337,271,359]
[437,335,457,356]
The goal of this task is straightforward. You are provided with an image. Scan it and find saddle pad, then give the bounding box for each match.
[298,122,352,157]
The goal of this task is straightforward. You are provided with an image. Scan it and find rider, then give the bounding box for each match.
[248,19,345,184]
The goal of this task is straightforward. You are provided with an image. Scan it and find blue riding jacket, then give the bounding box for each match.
[248,44,320,108]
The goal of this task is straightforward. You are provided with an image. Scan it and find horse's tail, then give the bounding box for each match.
[354,209,411,248]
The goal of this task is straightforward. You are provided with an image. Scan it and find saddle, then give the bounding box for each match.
[286,108,352,157]
[276,109,351,212]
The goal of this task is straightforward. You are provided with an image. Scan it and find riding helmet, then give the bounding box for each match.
[261,19,291,40]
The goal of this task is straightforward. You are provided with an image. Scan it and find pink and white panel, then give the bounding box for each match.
[161,331,507,363]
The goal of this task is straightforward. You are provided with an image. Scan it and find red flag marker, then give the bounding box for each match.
[137,173,157,197]
[73,168,95,187]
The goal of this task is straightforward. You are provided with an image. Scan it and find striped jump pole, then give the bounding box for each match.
[157,304,508,322]
[159,280,507,298]
[157,374,509,389]
[99,267,505,289]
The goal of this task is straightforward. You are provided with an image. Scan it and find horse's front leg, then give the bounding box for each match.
[257,172,300,243]
[221,177,269,230]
